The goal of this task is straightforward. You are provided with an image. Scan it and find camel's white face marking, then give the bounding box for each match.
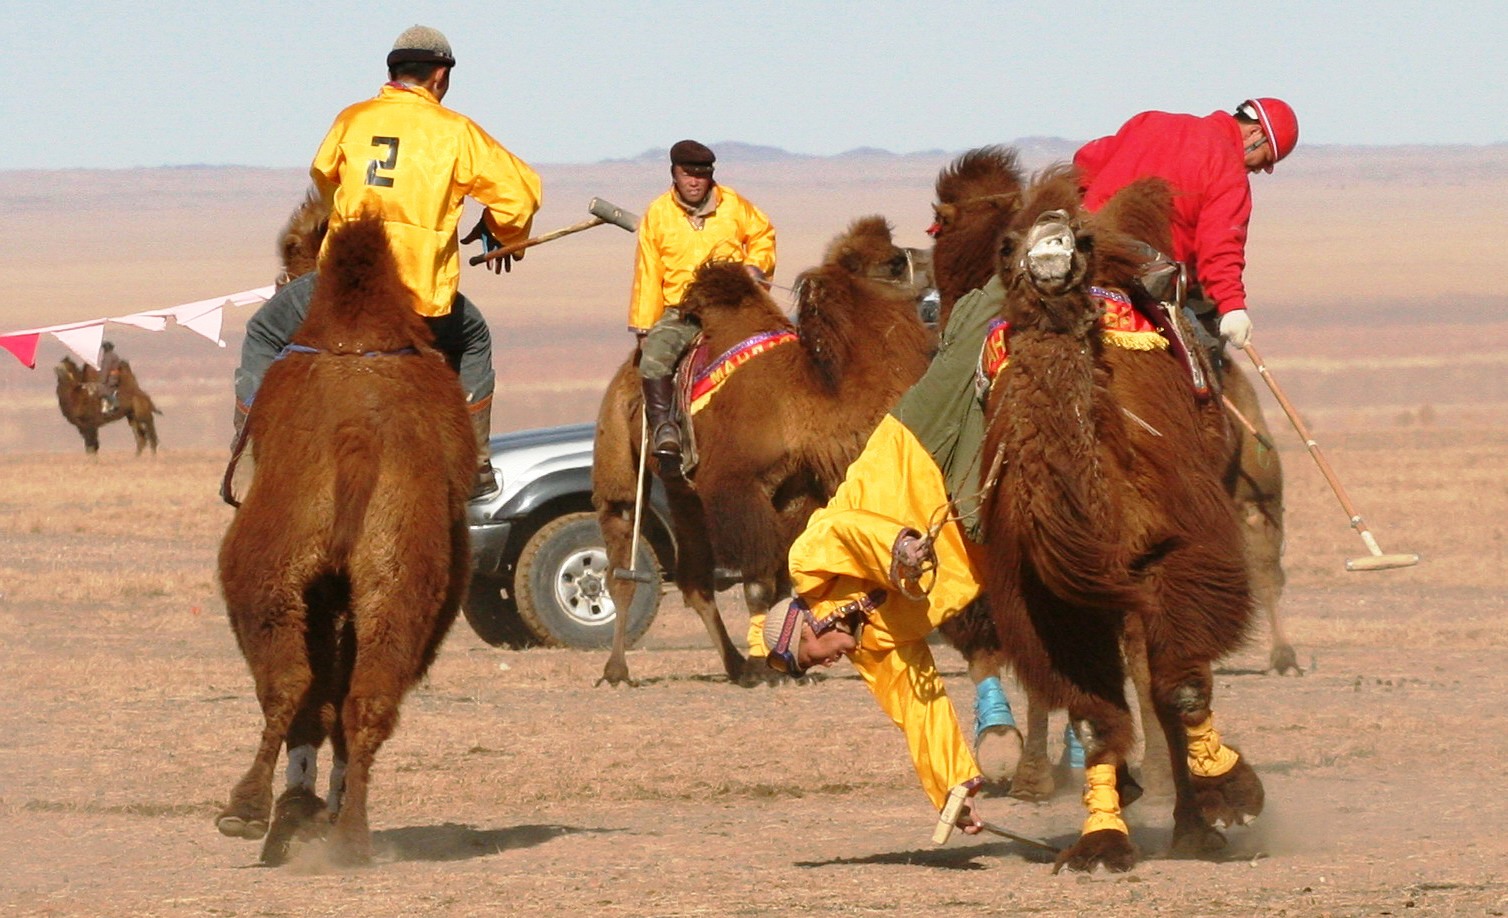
[1023,211,1077,286]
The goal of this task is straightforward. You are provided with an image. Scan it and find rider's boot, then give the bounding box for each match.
[469,396,499,501]
[641,375,684,479]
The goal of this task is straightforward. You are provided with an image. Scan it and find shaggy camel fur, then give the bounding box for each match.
[927,147,1296,800]
[216,216,475,866]
[978,169,1263,872]
[54,356,161,455]
[594,217,933,686]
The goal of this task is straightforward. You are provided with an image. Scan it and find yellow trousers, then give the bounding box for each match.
[788,415,986,809]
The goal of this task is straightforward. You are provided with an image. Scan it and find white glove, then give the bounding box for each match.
[1219,309,1253,348]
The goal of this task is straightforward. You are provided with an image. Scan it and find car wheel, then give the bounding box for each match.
[462,574,541,649]
[514,512,661,649]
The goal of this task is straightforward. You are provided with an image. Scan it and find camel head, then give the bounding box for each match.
[996,166,1098,337]
[277,188,330,288]
[935,145,1026,208]
[55,356,82,384]
[819,216,915,288]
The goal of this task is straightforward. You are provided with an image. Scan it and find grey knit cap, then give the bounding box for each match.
[388,25,455,68]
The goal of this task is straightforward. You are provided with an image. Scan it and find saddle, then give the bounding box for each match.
[669,327,802,479]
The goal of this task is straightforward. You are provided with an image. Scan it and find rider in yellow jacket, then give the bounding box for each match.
[628,178,776,333]
[311,66,541,318]
[235,25,542,500]
[764,278,1006,829]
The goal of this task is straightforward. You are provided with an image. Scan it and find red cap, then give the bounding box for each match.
[1242,97,1299,164]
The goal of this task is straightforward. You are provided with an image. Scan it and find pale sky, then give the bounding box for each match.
[5,0,1504,171]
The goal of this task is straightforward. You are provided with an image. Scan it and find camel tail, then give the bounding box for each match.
[329,421,380,567]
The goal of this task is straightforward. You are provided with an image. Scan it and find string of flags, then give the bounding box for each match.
[0,286,275,371]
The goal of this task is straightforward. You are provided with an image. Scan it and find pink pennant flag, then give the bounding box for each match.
[0,332,42,368]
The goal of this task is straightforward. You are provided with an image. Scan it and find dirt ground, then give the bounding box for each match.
[2,426,1506,917]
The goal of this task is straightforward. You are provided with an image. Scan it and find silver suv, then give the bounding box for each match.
[464,423,675,649]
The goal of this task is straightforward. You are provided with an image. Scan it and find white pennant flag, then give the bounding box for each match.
[51,321,107,369]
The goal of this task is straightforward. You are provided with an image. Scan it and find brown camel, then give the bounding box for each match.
[975,168,1264,872]
[594,217,933,686]
[54,356,161,455]
[925,146,1295,800]
[215,215,475,866]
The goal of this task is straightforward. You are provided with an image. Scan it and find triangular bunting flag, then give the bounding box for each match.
[0,332,42,369]
[51,322,107,369]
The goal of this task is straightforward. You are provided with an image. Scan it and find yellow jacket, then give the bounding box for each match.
[311,83,542,317]
[788,414,986,809]
[628,184,776,331]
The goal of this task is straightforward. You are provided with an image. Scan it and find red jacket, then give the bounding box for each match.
[1074,110,1252,315]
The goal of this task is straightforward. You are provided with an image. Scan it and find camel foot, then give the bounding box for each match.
[1053,828,1139,874]
[1170,819,1229,858]
[217,788,271,840]
[736,655,790,687]
[597,655,637,688]
[975,725,1023,785]
[1269,643,1303,676]
[259,787,329,867]
[1192,754,1265,829]
[1008,749,1057,801]
[216,814,268,841]
[720,651,748,684]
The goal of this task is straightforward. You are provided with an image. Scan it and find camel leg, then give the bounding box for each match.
[258,706,332,866]
[1223,362,1296,675]
[326,596,421,866]
[217,597,311,844]
[1009,687,1056,801]
[1243,498,1296,674]
[737,576,787,686]
[1121,613,1174,798]
[965,653,1022,785]
[1052,700,1141,874]
[1150,660,1265,857]
[598,496,643,687]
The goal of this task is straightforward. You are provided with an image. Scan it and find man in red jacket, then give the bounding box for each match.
[1074,97,1299,353]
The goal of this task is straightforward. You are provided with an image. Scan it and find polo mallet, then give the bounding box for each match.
[612,408,655,584]
[930,785,1060,853]
[1221,394,1277,452]
[469,197,639,267]
[1242,342,1420,572]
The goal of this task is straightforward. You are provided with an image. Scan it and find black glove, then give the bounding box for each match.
[461,217,520,274]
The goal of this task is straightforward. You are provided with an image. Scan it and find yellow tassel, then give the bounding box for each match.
[1080,763,1128,836]
[1102,329,1169,351]
[1186,715,1240,777]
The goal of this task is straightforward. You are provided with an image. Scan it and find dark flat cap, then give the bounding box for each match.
[669,139,716,174]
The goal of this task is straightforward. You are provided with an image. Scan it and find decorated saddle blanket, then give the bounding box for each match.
[976,286,1169,395]
[668,328,799,478]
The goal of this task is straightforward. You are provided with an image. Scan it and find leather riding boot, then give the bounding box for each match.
[469,397,499,501]
[641,375,684,476]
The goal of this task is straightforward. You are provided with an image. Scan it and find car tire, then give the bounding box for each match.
[514,512,661,649]
[462,575,541,649]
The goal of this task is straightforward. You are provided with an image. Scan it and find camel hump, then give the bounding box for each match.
[299,214,428,350]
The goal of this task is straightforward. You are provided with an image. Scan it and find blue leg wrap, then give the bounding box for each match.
[973,676,1016,742]
[1064,722,1085,769]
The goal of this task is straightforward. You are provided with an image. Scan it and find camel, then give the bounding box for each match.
[215,215,475,866]
[594,217,934,686]
[923,146,1298,802]
[974,167,1263,872]
[54,356,161,455]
